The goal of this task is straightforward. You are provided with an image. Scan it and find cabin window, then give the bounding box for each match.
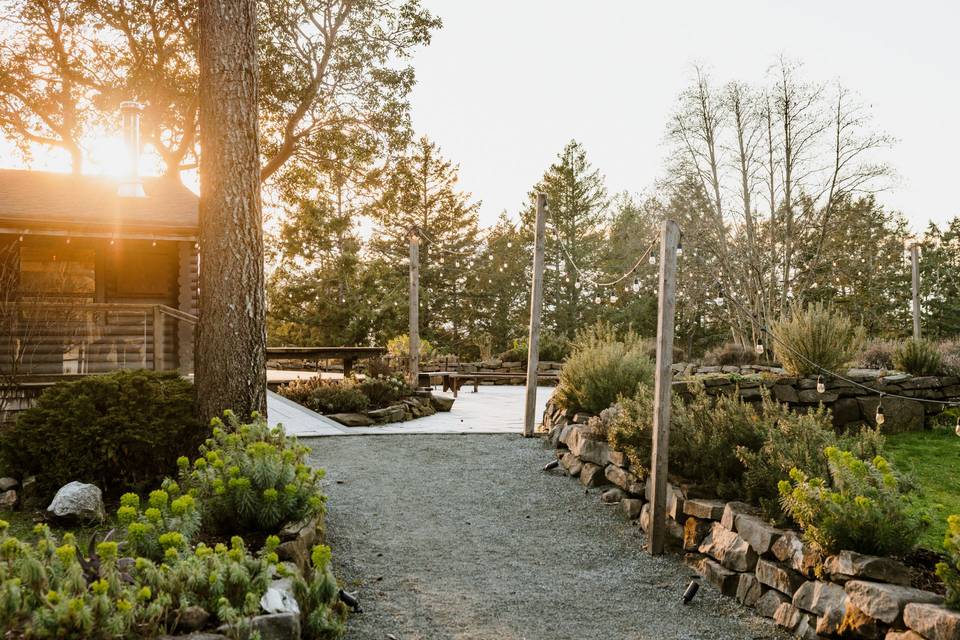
[114,248,173,297]
[18,246,96,299]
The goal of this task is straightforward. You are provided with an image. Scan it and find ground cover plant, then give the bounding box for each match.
[554,323,654,415]
[0,370,206,497]
[894,338,943,376]
[779,447,926,556]
[886,425,960,551]
[936,515,960,609]
[278,377,371,414]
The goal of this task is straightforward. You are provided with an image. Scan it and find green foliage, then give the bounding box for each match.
[894,339,943,376]
[607,383,764,498]
[855,339,897,370]
[0,520,345,639]
[737,399,886,521]
[117,482,201,562]
[180,412,325,535]
[386,334,434,360]
[356,374,412,409]
[936,515,960,610]
[293,544,347,639]
[771,302,865,376]
[498,332,570,363]
[778,448,925,556]
[277,378,370,414]
[554,323,654,415]
[703,343,758,366]
[0,370,205,497]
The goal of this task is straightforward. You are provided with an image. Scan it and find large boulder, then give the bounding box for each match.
[792,580,846,616]
[720,501,759,531]
[755,589,790,618]
[824,550,911,586]
[578,463,608,488]
[429,394,455,412]
[698,522,758,573]
[903,602,960,640]
[734,514,783,556]
[755,558,807,596]
[694,556,739,597]
[736,572,764,607]
[559,452,582,477]
[770,530,820,577]
[219,612,300,640]
[683,498,726,521]
[328,413,374,427]
[0,477,18,491]
[619,498,643,519]
[844,580,943,625]
[46,481,105,522]
[604,465,644,496]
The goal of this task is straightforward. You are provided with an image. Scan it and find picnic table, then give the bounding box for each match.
[419,371,560,397]
[265,346,386,377]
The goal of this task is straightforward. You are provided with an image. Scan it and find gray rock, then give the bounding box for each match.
[600,488,626,503]
[619,498,643,519]
[695,557,739,597]
[755,558,807,596]
[720,501,759,531]
[755,589,790,618]
[857,395,925,433]
[734,514,783,556]
[367,405,405,424]
[604,465,644,496]
[639,502,651,532]
[773,602,804,630]
[844,580,943,625]
[428,395,454,413]
[885,631,927,640]
[578,463,608,488]
[159,634,230,640]
[683,498,726,521]
[260,579,300,615]
[219,612,300,640]
[736,572,764,607]
[683,517,712,552]
[903,602,960,640]
[572,437,610,466]
[328,412,374,427]
[46,481,105,522]
[770,530,820,577]
[559,452,582,477]
[791,580,846,616]
[175,605,211,633]
[698,522,758,573]
[606,450,628,467]
[824,549,912,586]
[838,601,881,638]
[0,477,18,491]
[0,489,17,510]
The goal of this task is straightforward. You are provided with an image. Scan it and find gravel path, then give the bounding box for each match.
[307,434,788,640]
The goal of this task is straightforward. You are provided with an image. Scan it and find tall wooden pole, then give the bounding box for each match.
[523,193,547,437]
[409,230,420,386]
[911,242,921,341]
[648,219,680,555]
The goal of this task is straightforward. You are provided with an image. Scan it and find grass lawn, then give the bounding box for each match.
[887,426,960,551]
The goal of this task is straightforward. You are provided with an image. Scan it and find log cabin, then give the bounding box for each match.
[0,168,199,381]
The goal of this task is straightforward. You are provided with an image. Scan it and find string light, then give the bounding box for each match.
[507,241,513,248]
[593,295,601,304]
[754,341,764,355]
[676,238,683,257]
[632,277,640,293]
[955,414,960,437]
[574,281,581,290]
[875,396,885,426]
[648,255,656,266]
[65,237,71,244]
[816,376,825,394]
[18,235,23,242]
[610,293,618,303]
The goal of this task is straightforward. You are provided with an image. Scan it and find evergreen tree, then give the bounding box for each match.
[920,217,960,339]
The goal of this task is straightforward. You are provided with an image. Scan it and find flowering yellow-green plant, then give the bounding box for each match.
[117,479,201,562]
[778,447,925,556]
[936,515,960,610]
[180,411,326,534]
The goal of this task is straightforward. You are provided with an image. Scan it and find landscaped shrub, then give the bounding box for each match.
[607,383,764,498]
[356,373,412,408]
[936,515,960,609]
[770,303,865,376]
[554,323,654,415]
[0,370,205,497]
[386,334,433,360]
[703,342,758,367]
[894,339,943,376]
[939,341,960,376]
[117,482,202,562]
[737,399,887,521]
[0,520,345,639]
[855,339,897,370]
[278,377,370,414]
[778,447,925,556]
[498,333,570,363]
[179,412,325,535]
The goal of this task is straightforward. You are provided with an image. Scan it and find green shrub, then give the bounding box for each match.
[117,482,202,562]
[855,339,897,370]
[770,303,865,376]
[278,378,370,414]
[356,374,412,408]
[0,520,345,639]
[936,515,960,609]
[386,334,433,360]
[703,342,758,366]
[554,323,654,415]
[737,398,886,521]
[179,412,325,535]
[0,370,205,497]
[607,383,764,498]
[778,447,925,556]
[894,339,943,376]
[498,333,570,363]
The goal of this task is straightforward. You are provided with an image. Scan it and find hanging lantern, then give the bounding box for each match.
[816,376,825,394]
[875,399,885,426]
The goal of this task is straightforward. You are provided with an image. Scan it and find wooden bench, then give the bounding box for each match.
[443,372,560,397]
[265,346,386,377]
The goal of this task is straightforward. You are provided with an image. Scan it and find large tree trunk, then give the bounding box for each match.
[196,0,266,421]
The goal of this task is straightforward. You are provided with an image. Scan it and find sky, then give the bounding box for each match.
[407,0,960,231]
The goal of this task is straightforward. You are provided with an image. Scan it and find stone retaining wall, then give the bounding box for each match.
[544,412,959,640]
[669,366,957,434]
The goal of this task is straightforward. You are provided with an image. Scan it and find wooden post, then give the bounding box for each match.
[523,192,547,437]
[648,219,680,555]
[409,229,420,386]
[153,305,165,371]
[911,242,921,341]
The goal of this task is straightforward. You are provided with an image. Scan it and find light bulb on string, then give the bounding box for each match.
[610,293,618,303]
[754,341,764,355]
[875,397,885,426]
[593,295,601,305]
[632,277,640,293]
[955,413,960,437]
[676,238,683,257]
[816,376,825,394]
[649,255,656,266]
[507,241,513,248]
[574,281,581,290]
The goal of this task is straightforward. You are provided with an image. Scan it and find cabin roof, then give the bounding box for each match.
[0,169,199,240]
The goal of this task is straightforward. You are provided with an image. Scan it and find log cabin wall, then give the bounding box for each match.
[0,234,198,376]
